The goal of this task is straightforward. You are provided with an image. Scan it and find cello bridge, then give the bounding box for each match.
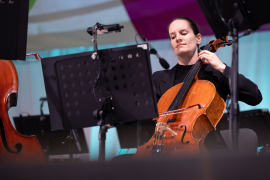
[156,123,177,137]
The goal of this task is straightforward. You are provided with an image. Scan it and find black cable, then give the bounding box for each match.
[92,56,102,108]
[214,1,228,28]
[135,33,140,44]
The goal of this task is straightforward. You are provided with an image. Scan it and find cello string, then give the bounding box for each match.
[153,115,163,146]
[159,115,167,145]
[169,41,224,111]
[168,61,202,111]
[159,108,200,117]
[153,115,166,146]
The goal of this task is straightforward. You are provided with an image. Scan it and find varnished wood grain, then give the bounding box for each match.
[0,60,46,165]
[133,80,225,159]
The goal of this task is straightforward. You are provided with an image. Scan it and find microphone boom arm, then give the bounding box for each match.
[138,33,170,69]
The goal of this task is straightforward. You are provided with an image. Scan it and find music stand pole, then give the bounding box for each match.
[72,129,82,152]
[68,130,74,160]
[98,119,108,162]
[228,4,245,155]
[93,97,112,162]
[230,25,239,155]
[63,129,82,161]
[137,121,142,147]
[197,0,270,155]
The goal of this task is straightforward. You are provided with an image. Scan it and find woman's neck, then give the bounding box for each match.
[177,49,198,65]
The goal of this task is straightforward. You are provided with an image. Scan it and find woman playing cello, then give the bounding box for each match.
[151,17,262,155]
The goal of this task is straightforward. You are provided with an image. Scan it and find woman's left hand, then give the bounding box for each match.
[198,50,226,73]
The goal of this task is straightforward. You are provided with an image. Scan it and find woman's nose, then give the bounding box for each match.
[176,34,182,42]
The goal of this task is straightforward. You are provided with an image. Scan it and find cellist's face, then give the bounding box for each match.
[169,20,201,57]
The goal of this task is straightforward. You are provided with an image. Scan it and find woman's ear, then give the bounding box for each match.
[196,33,202,45]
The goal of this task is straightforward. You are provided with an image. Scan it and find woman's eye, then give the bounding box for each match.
[171,36,175,39]
[182,32,187,35]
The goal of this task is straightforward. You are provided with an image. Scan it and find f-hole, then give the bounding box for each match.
[180,125,189,144]
[0,118,22,153]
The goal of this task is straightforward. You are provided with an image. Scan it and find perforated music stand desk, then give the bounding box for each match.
[41,44,158,131]
[197,0,270,39]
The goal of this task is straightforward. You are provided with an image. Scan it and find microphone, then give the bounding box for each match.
[87,23,124,36]
[138,33,170,69]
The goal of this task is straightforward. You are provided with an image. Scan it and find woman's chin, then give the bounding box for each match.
[176,50,191,56]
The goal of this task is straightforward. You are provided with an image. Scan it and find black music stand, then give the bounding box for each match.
[197,0,270,155]
[41,44,158,161]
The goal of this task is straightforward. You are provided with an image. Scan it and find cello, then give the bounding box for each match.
[133,37,231,159]
[0,60,46,164]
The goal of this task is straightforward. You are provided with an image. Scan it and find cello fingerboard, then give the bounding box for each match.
[167,44,213,111]
[167,60,202,111]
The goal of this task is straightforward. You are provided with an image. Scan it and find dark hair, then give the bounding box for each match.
[167,17,200,37]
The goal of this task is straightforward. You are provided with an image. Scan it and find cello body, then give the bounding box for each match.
[0,60,46,164]
[133,79,225,159]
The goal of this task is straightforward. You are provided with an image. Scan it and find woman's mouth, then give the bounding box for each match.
[177,44,185,47]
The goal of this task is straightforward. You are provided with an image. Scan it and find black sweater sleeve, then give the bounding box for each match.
[218,65,262,106]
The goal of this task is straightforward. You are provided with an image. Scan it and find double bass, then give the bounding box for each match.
[133,37,231,159]
[0,60,46,164]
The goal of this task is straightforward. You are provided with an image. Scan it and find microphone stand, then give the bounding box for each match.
[91,23,98,60]
[87,22,123,162]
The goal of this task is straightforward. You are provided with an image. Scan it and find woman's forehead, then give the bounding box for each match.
[169,19,191,34]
